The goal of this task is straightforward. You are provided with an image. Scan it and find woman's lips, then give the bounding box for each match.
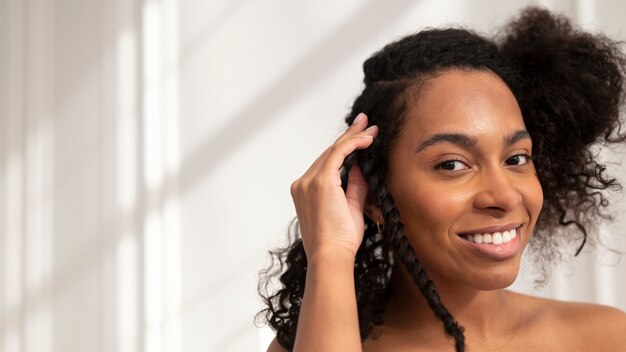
[458,226,522,261]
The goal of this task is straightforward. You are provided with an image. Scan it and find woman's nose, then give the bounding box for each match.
[472,167,522,214]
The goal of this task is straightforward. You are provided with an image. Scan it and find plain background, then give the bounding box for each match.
[1,0,626,351]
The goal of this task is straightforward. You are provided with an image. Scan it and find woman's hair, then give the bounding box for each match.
[257,7,626,352]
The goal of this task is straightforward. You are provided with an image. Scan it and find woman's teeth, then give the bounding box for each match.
[461,228,517,244]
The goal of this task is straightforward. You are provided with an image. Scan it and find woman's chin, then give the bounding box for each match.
[471,270,520,291]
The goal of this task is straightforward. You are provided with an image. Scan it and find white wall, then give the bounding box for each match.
[1,0,626,351]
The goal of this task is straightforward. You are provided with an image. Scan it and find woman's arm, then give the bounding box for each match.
[293,249,361,352]
[285,113,377,351]
[266,251,361,352]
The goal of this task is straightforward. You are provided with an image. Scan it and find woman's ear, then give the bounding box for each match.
[363,190,384,225]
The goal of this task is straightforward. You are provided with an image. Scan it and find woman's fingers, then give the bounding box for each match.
[333,113,368,144]
[321,125,378,173]
[300,113,376,179]
[345,164,369,214]
[292,111,376,195]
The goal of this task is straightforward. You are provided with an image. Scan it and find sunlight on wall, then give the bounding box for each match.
[163,199,181,352]
[114,0,182,350]
[24,121,53,352]
[116,28,139,214]
[143,1,165,351]
[162,0,182,350]
[143,0,164,193]
[116,233,139,352]
[142,0,182,351]
[115,14,139,350]
[144,212,164,352]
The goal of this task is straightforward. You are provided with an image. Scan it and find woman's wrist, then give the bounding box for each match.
[306,245,356,269]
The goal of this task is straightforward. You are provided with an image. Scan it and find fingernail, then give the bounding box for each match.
[354,113,365,123]
[365,125,378,133]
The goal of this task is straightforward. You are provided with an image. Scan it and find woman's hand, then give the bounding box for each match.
[290,113,378,260]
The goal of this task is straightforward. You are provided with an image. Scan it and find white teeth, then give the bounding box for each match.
[463,227,519,245]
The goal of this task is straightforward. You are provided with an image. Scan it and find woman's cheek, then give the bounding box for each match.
[395,184,469,239]
[523,176,544,229]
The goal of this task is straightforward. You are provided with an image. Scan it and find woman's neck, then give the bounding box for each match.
[382,262,522,344]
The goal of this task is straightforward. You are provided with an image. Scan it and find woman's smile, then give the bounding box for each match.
[457,225,522,261]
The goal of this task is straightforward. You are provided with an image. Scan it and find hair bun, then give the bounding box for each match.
[499,6,626,146]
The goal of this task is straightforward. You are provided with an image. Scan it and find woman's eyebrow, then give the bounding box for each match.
[415,133,477,153]
[507,129,531,146]
[414,129,531,153]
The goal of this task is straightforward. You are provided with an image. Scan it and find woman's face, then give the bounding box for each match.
[387,69,543,290]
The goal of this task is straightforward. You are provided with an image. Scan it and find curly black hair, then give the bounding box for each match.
[257,6,626,352]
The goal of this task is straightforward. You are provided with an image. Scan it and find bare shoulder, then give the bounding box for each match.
[509,291,626,350]
[556,300,626,350]
[267,337,288,352]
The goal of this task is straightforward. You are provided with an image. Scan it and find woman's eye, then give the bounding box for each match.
[437,160,468,171]
[506,154,532,166]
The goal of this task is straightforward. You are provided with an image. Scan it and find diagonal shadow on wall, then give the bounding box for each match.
[177,0,419,197]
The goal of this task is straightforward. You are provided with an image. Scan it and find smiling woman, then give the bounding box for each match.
[258,6,626,352]
[378,69,544,294]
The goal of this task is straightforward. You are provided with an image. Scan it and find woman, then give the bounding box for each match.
[258,7,626,351]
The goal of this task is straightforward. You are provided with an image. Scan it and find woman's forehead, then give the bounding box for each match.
[399,69,525,142]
